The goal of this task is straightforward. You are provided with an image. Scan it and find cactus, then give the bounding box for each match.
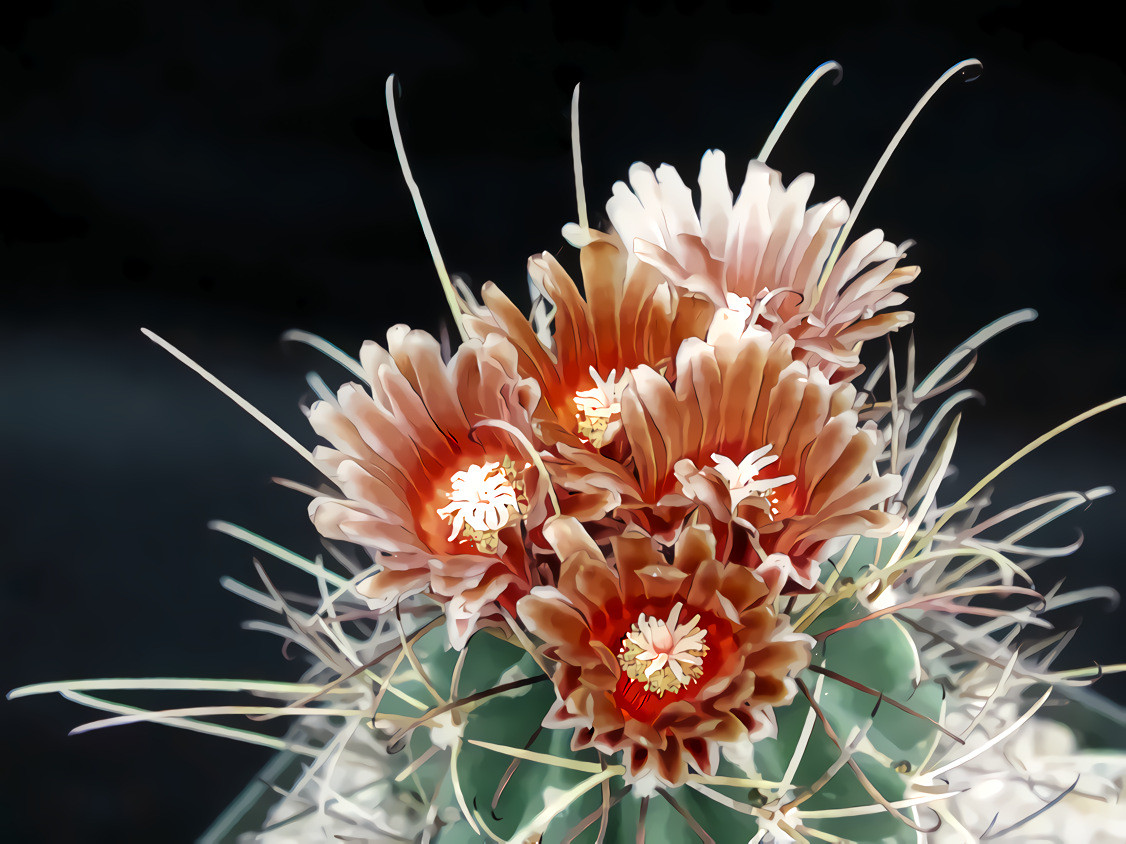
[11,63,1126,843]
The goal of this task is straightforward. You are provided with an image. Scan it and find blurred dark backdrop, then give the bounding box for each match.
[2,1,1124,841]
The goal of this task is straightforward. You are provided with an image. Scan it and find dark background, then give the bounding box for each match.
[2,1,1124,841]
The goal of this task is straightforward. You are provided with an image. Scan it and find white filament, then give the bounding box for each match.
[141,328,320,471]
[385,74,468,341]
[571,83,589,232]
[758,60,843,163]
[816,59,982,295]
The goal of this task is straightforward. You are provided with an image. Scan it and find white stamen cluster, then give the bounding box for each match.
[436,460,522,551]
[711,446,796,520]
[618,602,708,696]
[574,367,628,447]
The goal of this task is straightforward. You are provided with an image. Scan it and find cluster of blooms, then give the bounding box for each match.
[307,140,915,788]
[14,65,1126,843]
